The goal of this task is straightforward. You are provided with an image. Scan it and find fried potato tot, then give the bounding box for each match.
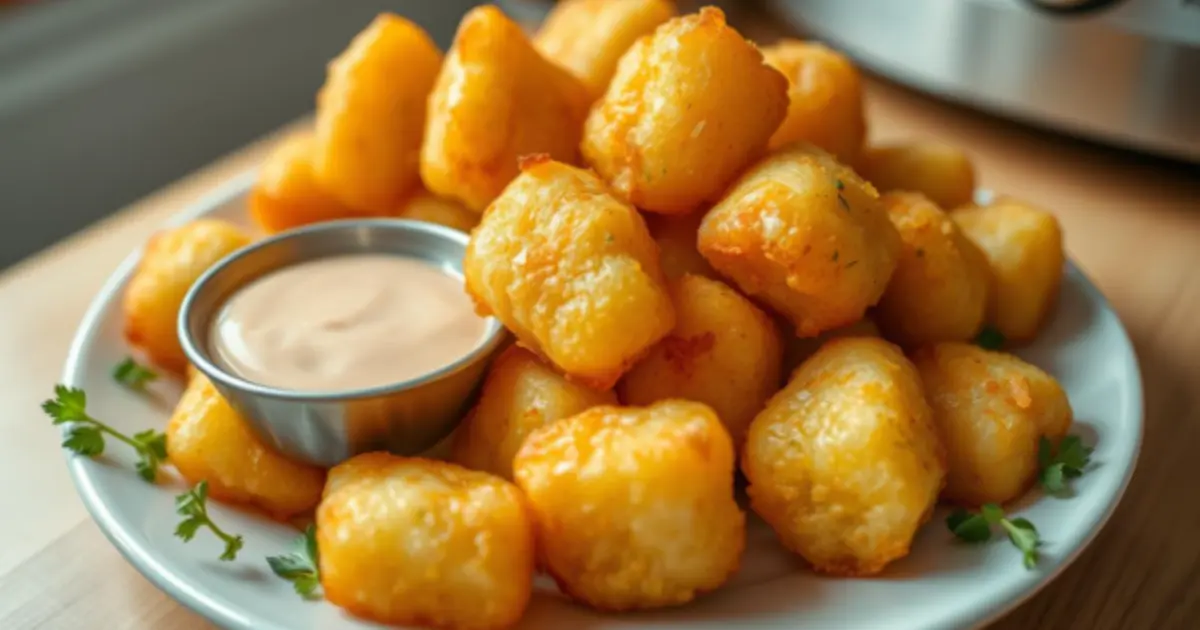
[742,337,946,576]
[395,189,480,233]
[858,143,976,210]
[314,14,441,214]
[763,40,866,163]
[166,375,325,519]
[513,400,744,610]
[953,198,1066,342]
[422,5,591,213]
[581,7,788,215]
[464,157,674,389]
[914,343,1073,506]
[697,144,901,337]
[534,0,675,99]
[875,192,991,347]
[781,317,880,379]
[645,212,715,280]
[249,131,363,234]
[619,275,783,451]
[452,346,617,480]
[318,453,534,630]
[123,219,252,373]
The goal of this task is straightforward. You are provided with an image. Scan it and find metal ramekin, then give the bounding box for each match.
[178,218,507,467]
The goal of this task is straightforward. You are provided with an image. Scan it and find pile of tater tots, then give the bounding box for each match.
[122,1,1074,628]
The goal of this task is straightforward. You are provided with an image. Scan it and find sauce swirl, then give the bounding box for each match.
[209,254,487,392]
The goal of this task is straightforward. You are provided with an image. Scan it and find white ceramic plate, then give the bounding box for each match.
[60,174,1143,630]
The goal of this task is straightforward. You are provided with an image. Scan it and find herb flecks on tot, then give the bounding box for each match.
[42,385,168,482]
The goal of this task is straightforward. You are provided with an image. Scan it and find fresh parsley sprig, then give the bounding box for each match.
[974,326,1006,350]
[1039,435,1093,495]
[947,503,1041,569]
[175,480,244,561]
[267,524,321,598]
[42,384,168,482]
[112,357,159,391]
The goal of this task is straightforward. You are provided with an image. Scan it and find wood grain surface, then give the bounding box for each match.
[1,27,1198,630]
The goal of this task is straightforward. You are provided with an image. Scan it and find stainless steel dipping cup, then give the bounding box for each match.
[179,218,507,467]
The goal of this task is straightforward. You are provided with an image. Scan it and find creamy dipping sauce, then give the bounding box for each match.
[209,254,487,392]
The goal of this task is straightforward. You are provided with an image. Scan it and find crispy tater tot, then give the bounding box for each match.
[742,337,946,576]
[452,346,617,480]
[619,275,783,451]
[645,212,715,280]
[534,0,675,99]
[781,317,880,379]
[513,400,744,610]
[914,343,1073,506]
[421,6,591,213]
[313,14,442,214]
[249,131,363,234]
[464,157,674,389]
[123,219,252,373]
[581,7,788,215]
[166,375,325,519]
[953,197,1066,342]
[395,189,480,233]
[697,144,901,337]
[858,143,977,210]
[875,192,991,347]
[763,40,867,163]
[318,454,535,630]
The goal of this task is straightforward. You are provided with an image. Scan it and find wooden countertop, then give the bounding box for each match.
[1,74,1198,629]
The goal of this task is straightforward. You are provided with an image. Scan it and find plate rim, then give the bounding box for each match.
[58,175,1145,630]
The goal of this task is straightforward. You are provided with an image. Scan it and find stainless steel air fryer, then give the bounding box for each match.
[768,0,1200,163]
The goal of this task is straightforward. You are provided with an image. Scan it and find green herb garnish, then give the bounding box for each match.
[1038,435,1093,495]
[112,357,158,391]
[835,179,850,210]
[267,524,321,598]
[947,503,1041,569]
[175,480,244,561]
[43,385,168,482]
[975,326,1006,350]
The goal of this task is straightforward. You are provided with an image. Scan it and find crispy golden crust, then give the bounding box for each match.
[463,158,674,389]
[858,143,976,211]
[451,345,617,480]
[763,40,867,163]
[781,317,880,380]
[534,0,675,99]
[249,130,363,234]
[513,400,744,610]
[742,337,946,576]
[644,212,716,281]
[318,454,535,630]
[913,343,1073,506]
[697,144,901,337]
[952,197,1065,342]
[421,6,591,213]
[875,192,991,347]
[166,375,325,519]
[581,7,788,214]
[313,14,441,214]
[394,189,480,233]
[618,275,783,452]
[123,219,252,374]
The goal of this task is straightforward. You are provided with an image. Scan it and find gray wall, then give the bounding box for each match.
[0,0,477,269]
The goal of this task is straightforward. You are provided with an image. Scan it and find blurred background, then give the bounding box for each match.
[0,0,1196,271]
